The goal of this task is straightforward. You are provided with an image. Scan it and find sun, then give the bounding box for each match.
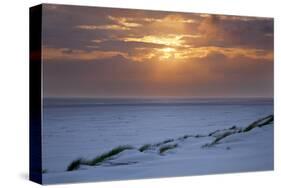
[158,47,176,60]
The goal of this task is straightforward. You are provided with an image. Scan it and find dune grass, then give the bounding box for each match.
[66,145,134,171]
[67,158,83,171]
[183,135,189,139]
[212,132,233,144]
[66,115,274,171]
[243,115,273,132]
[159,144,178,154]
[195,134,205,138]
[139,144,152,152]
[162,139,174,144]
[155,139,174,147]
[203,115,274,148]
[178,134,190,141]
[85,145,134,166]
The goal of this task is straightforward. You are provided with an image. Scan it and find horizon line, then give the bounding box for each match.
[43,96,274,100]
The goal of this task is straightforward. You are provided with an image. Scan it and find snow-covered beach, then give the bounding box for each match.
[42,98,273,184]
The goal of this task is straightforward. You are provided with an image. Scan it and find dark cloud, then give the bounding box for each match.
[89,40,167,53]
[191,15,274,50]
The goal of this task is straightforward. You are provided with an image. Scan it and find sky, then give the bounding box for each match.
[42,4,273,98]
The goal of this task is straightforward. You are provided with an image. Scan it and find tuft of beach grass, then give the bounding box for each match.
[139,144,152,152]
[67,158,83,171]
[155,139,174,147]
[159,144,178,154]
[66,145,134,171]
[85,145,134,166]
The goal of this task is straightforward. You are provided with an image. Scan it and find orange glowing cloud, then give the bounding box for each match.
[122,34,191,47]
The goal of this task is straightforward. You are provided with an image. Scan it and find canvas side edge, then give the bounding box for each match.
[29,4,43,185]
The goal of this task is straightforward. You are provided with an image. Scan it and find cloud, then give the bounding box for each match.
[76,24,131,31]
[108,16,142,28]
[181,46,273,60]
[196,14,274,50]
[43,47,128,61]
[88,39,166,53]
[42,4,273,98]
[76,15,143,31]
[156,14,197,24]
[122,34,190,47]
